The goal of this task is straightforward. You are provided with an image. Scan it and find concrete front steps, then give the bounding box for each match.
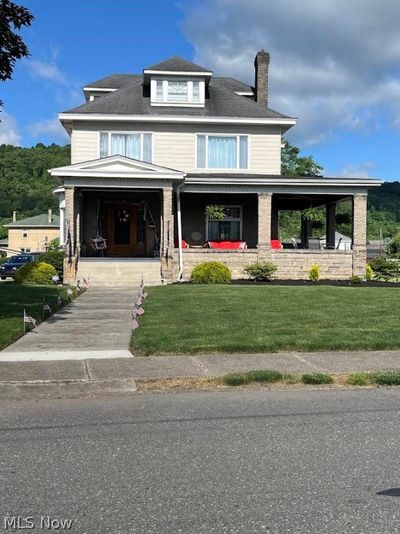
[77,258,162,287]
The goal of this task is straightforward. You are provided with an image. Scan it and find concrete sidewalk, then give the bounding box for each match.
[1,350,400,398]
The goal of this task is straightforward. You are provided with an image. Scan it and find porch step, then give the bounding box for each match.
[77,259,162,287]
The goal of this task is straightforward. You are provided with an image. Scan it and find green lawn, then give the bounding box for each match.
[0,283,70,350]
[131,284,400,355]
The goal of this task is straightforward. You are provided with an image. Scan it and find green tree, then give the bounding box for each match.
[0,0,34,110]
[281,140,323,177]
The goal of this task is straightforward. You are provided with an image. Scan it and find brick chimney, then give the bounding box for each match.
[12,210,17,222]
[48,208,52,223]
[254,49,270,106]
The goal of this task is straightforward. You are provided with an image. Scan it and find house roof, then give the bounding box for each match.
[67,78,291,120]
[6,213,60,228]
[144,56,211,73]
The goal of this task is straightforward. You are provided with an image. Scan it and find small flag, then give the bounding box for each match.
[76,285,82,294]
[142,291,148,300]
[57,293,62,307]
[43,301,52,314]
[134,302,145,316]
[23,309,37,329]
[83,277,90,288]
[131,311,140,330]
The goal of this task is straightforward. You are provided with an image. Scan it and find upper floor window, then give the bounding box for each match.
[197,135,248,169]
[22,229,28,238]
[100,132,152,162]
[151,78,204,106]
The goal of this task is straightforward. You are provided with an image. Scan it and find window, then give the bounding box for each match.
[152,78,203,105]
[207,206,242,241]
[20,248,31,253]
[100,132,152,162]
[22,229,28,238]
[197,135,248,169]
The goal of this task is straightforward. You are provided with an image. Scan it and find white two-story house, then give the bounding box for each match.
[50,52,380,285]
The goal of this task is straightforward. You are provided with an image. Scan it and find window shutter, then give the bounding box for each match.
[239,136,248,169]
[143,134,152,162]
[197,135,206,168]
[100,133,108,158]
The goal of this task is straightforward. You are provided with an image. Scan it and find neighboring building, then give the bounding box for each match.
[50,52,381,285]
[0,238,8,257]
[5,210,60,257]
[320,231,352,251]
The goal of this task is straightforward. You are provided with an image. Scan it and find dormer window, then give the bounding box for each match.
[151,77,204,106]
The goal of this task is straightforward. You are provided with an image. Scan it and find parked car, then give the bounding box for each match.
[0,253,41,279]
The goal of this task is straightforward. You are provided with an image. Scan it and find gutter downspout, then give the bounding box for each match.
[176,181,185,281]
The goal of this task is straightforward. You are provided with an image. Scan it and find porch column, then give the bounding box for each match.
[326,202,336,249]
[257,193,272,261]
[271,200,279,240]
[352,193,367,277]
[161,187,175,282]
[63,186,77,284]
[300,215,312,248]
[75,190,83,255]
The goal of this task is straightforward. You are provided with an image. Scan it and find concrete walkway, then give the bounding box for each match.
[0,287,136,360]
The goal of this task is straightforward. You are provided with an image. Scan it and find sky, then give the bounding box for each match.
[1,0,400,181]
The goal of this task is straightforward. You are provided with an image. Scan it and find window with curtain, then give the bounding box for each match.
[207,206,242,241]
[99,132,152,162]
[152,79,203,104]
[197,135,248,169]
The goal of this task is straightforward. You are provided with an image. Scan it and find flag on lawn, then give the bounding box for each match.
[83,277,90,288]
[67,288,73,301]
[134,302,145,316]
[76,284,82,294]
[57,293,62,307]
[23,309,36,329]
[142,291,148,300]
[131,311,140,330]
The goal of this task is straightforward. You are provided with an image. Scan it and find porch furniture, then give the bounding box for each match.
[290,238,298,249]
[206,241,247,250]
[271,239,283,249]
[307,238,321,250]
[175,239,189,249]
[91,236,107,251]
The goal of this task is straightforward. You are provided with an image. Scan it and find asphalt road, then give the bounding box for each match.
[1,389,400,533]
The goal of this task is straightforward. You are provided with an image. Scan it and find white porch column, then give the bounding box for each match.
[257,193,272,261]
[352,193,367,277]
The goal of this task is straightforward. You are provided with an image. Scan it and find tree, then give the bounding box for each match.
[281,140,323,177]
[0,0,33,109]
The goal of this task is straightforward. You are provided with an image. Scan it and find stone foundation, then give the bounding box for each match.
[271,250,353,280]
[181,249,258,280]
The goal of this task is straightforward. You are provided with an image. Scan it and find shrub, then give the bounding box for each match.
[308,263,320,282]
[368,257,400,281]
[246,369,282,383]
[347,373,371,386]
[244,261,277,281]
[14,262,57,285]
[302,372,333,385]
[223,373,249,386]
[386,235,400,258]
[372,370,400,386]
[38,249,64,279]
[282,373,301,385]
[350,275,362,284]
[191,261,231,284]
[366,264,373,281]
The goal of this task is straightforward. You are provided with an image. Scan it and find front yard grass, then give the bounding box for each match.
[131,284,400,355]
[0,283,69,350]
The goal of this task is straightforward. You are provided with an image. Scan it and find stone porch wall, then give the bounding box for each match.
[271,250,353,280]
[180,248,353,281]
[181,249,258,280]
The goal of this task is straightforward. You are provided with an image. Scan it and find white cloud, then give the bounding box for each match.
[27,117,69,142]
[28,59,66,84]
[337,162,376,179]
[0,112,22,145]
[182,0,400,145]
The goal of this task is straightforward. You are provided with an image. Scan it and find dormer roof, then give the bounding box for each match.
[144,56,212,74]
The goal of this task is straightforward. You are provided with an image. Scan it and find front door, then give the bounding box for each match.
[106,205,147,257]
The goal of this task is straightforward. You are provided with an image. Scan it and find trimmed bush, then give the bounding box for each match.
[308,263,320,282]
[38,249,64,279]
[246,369,282,383]
[372,370,400,386]
[347,373,371,386]
[191,261,231,284]
[350,275,363,284]
[302,372,333,385]
[244,261,277,281]
[368,257,400,281]
[223,373,249,386]
[365,264,373,281]
[14,262,57,285]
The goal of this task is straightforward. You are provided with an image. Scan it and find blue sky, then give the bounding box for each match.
[1,0,399,181]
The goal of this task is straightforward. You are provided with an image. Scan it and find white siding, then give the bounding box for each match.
[70,121,282,173]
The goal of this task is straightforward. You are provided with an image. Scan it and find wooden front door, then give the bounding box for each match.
[106,205,147,257]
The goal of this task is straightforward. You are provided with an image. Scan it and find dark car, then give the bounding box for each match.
[0,253,41,279]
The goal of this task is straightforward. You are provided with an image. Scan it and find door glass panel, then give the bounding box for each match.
[136,208,146,245]
[114,208,131,245]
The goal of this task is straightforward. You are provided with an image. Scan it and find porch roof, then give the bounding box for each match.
[49,155,185,189]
